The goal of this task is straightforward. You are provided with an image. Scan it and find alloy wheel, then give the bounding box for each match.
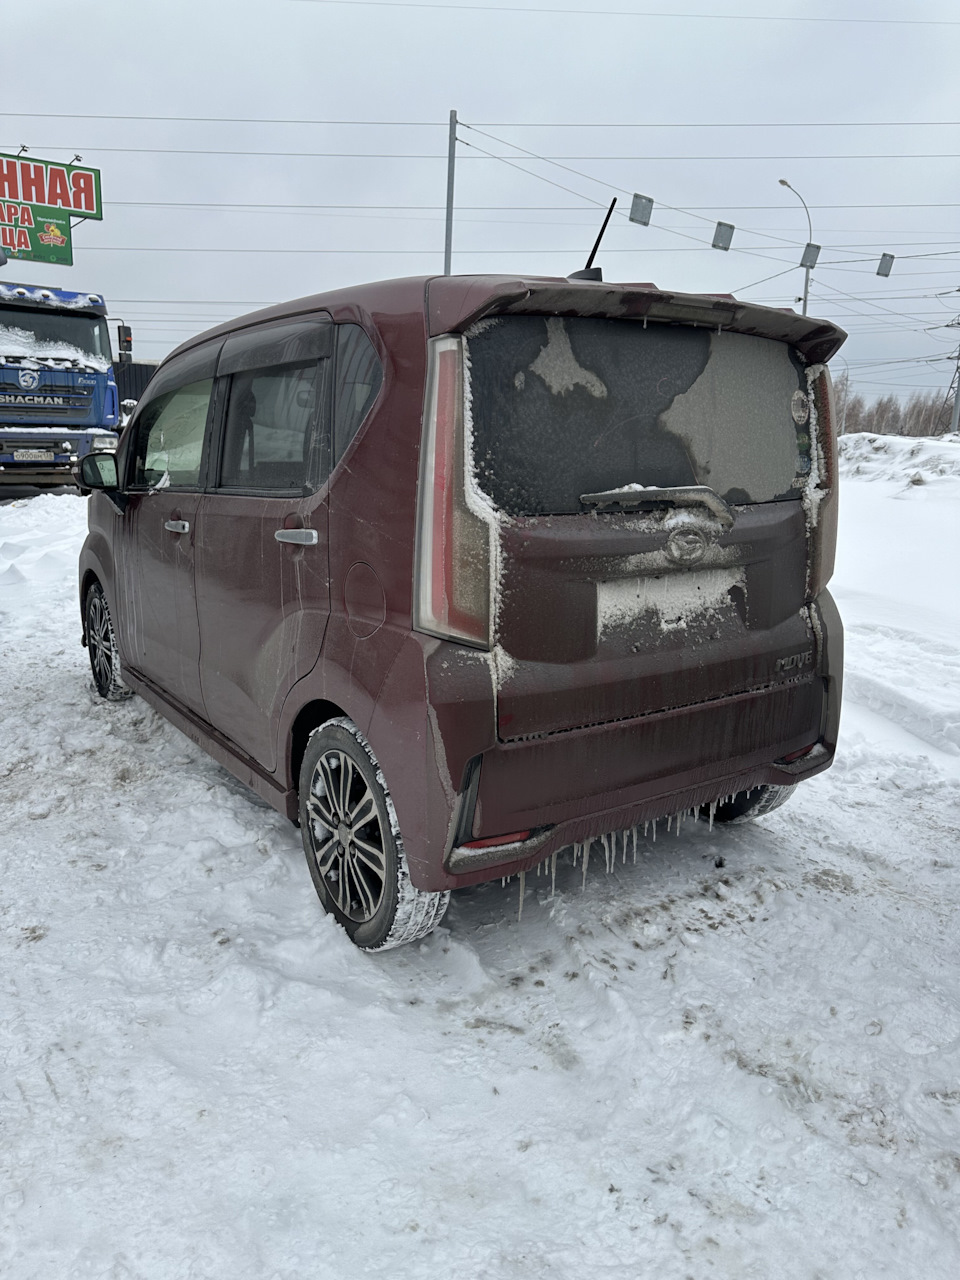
[87,589,115,693]
[305,749,387,922]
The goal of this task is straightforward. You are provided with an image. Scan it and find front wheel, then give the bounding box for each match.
[704,783,797,825]
[298,718,449,951]
[85,582,131,701]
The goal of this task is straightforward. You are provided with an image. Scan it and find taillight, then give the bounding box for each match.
[414,335,495,647]
[806,363,839,598]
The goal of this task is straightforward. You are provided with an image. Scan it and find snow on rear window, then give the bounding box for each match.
[465,316,810,516]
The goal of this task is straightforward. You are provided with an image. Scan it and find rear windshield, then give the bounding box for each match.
[465,315,811,516]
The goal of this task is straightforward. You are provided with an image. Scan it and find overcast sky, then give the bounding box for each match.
[3,0,958,401]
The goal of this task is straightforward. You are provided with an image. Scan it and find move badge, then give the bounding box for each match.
[0,153,103,267]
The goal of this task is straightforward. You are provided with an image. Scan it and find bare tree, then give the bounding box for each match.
[830,371,954,437]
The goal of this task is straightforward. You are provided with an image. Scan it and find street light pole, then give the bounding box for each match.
[779,178,813,316]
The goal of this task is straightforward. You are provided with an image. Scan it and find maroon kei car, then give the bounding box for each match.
[78,274,845,950]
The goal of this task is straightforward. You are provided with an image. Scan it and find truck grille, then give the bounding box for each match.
[0,387,94,417]
[1,436,74,451]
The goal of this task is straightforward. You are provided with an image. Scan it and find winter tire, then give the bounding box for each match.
[705,783,797,825]
[298,717,449,951]
[85,582,131,702]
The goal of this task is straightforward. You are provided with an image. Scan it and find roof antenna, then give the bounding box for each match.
[569,197,617,282]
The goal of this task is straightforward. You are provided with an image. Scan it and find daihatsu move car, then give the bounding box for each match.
[78,275,845,951]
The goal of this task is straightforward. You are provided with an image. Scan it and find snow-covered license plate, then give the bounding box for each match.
[12,449,55,462]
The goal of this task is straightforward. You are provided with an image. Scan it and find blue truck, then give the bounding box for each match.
[0,280,121,487]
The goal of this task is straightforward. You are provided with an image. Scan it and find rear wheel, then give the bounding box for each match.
[85,582,131,701]
[706,784,797,825]
[298,718,449,951]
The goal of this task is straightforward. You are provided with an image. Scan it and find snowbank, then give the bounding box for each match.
[839,430,960,484]
[2,456,960,1279]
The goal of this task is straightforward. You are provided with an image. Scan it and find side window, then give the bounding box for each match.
[130,379,213,489]
[219,361,323,492]
[125,340,221,490]
[334,324,383,465]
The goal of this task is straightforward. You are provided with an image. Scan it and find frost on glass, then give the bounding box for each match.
[135,379,213,489]
[465,316,810,516]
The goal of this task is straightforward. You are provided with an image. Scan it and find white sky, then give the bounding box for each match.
[3,0,959,401]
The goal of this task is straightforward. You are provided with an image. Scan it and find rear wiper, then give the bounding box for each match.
[579,484,735,528]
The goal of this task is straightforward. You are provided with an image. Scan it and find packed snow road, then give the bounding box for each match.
[2,433,959,1279]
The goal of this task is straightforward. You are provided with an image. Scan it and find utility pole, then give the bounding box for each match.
[949,350,960,435]
[443,109,457,275]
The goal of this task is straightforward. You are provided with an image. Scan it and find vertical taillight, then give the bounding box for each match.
[414,336,494,647]
[807,364,839,598]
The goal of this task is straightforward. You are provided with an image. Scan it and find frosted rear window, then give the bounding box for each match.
[465,316,811,516]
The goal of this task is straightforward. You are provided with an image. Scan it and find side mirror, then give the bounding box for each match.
[117,323,133,363]
[79,452,119,489]
[77,451,127,511]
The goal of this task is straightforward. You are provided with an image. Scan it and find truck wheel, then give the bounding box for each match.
[298,718,449,951]
[706,784,797,824]
[85,582,131,702]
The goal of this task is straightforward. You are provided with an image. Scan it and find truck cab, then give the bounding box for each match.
[0,281,120,487]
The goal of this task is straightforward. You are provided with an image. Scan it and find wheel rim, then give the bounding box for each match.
[305,749,387,922]
[88,592,114,690]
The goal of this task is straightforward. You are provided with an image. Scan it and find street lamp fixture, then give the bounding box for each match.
[779,178,819,316]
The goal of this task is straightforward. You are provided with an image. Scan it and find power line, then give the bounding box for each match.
[12,144,960,160]
[101,293,945,307]
[95,200,960,212]
[288,1,960,27]
[8,111,960,127]
[456,128,803,268]
[93,199,960,243]
[69,245,798,254]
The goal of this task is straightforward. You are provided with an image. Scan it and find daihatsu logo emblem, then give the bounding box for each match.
[18,369,40,390]
[665,528,708,564]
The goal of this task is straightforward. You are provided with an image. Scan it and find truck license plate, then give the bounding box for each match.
[13,449,55,462]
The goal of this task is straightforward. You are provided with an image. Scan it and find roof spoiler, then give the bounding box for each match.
[428,277,847,365]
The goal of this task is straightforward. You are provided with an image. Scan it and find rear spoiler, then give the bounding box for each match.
[427,276,846,365]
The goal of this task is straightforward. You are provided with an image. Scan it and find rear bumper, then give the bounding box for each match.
[372,589,841,892]
[446,712,831,881]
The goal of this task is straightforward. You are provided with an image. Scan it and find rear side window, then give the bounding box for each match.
[333,324,383,464]
[219,361,323,492]
[130,379,213,489]
[465,316,810,516]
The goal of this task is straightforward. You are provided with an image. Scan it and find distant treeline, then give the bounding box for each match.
[834,372,955,436]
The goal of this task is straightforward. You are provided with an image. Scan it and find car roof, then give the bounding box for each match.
[166,273,846,368]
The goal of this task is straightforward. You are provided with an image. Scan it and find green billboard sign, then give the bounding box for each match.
[0,152,102,267]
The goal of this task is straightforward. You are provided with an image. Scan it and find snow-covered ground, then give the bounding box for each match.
[2,434,959,1279]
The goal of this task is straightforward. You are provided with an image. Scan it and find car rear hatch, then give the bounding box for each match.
[473,306,841,743]
[416,279,844,749]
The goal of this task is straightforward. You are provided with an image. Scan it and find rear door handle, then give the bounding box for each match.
[275,528,319,546]
[164,520,190,534]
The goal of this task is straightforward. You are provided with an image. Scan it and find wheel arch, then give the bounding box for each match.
[288,698,349,799]
[79,568,103,644]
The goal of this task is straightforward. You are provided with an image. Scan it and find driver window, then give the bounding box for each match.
[130,379,213,489]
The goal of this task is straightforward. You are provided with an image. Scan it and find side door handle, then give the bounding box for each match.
[275,528,319,546]
[164,519,190,534]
